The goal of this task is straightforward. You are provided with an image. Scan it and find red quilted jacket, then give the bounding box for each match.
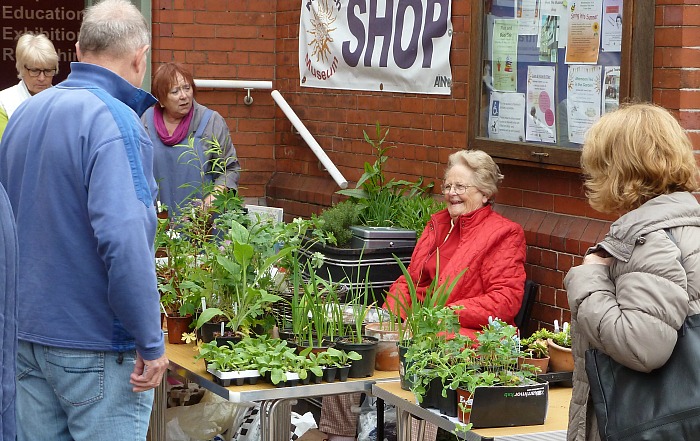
[384,205,526,339]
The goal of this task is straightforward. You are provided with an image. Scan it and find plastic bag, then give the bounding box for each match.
[165,390,254,441]
[231,404,316,441]
[291,411,318,440]
[357,395,397,441]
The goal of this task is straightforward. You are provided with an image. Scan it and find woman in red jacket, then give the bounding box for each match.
[319,150,527,441]
[384,149,527,339]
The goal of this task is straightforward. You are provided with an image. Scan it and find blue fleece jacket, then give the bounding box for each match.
[0,63,164,360]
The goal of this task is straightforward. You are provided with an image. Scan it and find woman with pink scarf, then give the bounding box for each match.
[142,63,240,217]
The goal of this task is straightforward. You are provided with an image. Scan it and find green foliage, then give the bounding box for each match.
[551,322,572,347]
[157,135,334,335]
[318,122,443,246]
[311,200,362,247]
[388,252,467,346]
[195,335,360,385]
[405,319,538,409]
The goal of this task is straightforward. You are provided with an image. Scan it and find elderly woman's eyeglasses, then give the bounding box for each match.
[442,183,476,195]
[24,66,57,77]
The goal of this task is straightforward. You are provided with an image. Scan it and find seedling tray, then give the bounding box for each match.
[207,367,261,387]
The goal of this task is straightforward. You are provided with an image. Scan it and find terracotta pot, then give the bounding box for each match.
[517,356,550,374]
[365,323,401,371]
[547,339,574,372]
[457,388,473,424]
[293,339,334,356]
[166,315,194,344]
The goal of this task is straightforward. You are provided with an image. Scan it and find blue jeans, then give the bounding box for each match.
[16,340,154,441]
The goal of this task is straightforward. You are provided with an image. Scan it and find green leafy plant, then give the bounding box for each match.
[551,322,571,347]
[311,200,362,247]
[313,122,443,247]
[387,252,466,346]
[318,347,362,368]
[520,328,555,359]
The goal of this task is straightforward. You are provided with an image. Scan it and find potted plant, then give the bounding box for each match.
[364,305,404,371]
[193,216,289,337]
[317,346,362,382]
[389,255,466,389]
[334,280,379,378]
[547,321,573,372]
[405,331,475,418]
[156,223,203,344]
[300,122,443,302]
[455,319,546,428]
[518,330,551,374]
[195,337,262,386]
[289,264,345,352]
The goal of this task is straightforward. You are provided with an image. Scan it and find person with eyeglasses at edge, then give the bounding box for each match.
[0,33,59,140]
[319,150,527,441]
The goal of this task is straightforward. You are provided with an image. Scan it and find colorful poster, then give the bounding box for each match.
[601,0,623,52]
[526,65,557,143]
[539,0,569,48]
[492,19,520,92]
[299,0,454,95]
[517,0,540,35]
[488,91,527,142]
[567,65,602,143]
[565,0,603,63]
[602,66,620,114]
[539,15,559,62]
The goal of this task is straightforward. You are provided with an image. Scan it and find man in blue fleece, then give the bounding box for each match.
[0,0,168,439]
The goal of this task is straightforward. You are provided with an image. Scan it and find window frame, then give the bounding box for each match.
[467,0,654,169]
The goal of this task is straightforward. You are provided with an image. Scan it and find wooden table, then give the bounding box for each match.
[372,381,571,441]
[154,342,399,441]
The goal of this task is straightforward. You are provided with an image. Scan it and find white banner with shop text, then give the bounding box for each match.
[299,0,453,95]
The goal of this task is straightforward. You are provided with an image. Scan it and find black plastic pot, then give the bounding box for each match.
[419,376,441,410]
[323,366,338,383]
[335,335,379,378]
[337,365,350,381]
[197,320,228,343]
[439,387,459,417]
[278,327,295,342]
[398,342,413,390]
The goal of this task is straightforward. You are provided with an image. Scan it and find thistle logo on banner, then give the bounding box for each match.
[299,0,453,95]
[304,0,341,82]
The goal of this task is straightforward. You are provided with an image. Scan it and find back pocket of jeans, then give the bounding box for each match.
[45,348,104,406]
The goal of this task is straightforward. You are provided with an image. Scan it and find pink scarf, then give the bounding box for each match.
[153,105,194,146]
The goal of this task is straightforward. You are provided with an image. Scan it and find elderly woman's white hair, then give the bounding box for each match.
[15,33,59,79]
[445,150,504,203]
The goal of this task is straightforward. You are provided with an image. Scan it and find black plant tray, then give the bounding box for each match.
[538,370,573,385]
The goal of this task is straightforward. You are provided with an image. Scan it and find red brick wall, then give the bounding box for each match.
[150,0,700,333]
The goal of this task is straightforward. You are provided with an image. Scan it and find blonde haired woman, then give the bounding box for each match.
[0,33,59,139]
[565,103,700,441]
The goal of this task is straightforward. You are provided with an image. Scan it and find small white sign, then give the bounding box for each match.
[245,205,284,225]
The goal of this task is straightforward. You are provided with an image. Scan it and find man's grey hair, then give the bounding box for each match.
[78,0,150,58]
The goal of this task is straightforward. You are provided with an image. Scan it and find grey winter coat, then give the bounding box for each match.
[564,192,700,441]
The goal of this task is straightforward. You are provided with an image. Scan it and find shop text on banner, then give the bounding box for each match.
[299,0,453,95]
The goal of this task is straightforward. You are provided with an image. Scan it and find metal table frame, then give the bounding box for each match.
[150,342,398,441]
